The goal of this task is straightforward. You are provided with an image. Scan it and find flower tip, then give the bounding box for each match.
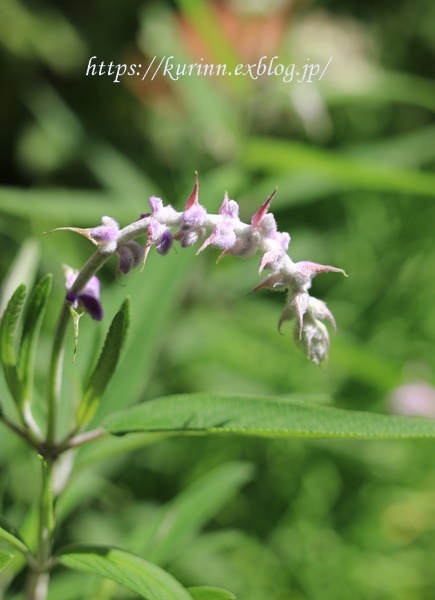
[45,226,96,244]
[216,249,229,264]
[185,173,199,209]
[196,237,211,255]
[251,188,277,228]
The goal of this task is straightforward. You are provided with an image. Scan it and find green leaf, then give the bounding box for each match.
[58,545,192,600]
[105,393,435,440]
[0,284,26,404]
[0,239,39,317]
[132,462,254,565]
[187,587,236,600]
[0,513,30,557]
[243,137,435,199]
[0,549,13,572]
[17,274,52,404]
[77,298,130,426]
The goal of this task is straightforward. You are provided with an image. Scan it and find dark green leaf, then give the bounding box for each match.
[0,513,30,557]
[0,549,13,573]
[104,393,435,440]
[187,587,236,600]
[17,275,52,404]
[0,284,26,404]
[77,298,130,426]
[57,545,192,600]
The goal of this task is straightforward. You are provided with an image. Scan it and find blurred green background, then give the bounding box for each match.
[1,0,435,598]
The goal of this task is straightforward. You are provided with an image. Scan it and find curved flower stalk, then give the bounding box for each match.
[50,175,346,365]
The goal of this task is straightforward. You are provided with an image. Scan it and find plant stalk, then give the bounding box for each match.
[26,457,55,600]
[46,250,109,444]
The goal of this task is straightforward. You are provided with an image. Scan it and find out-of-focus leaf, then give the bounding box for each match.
[0,188,117,222]
[0,285,26,404]
[0,240,39,317]
[74,433,167,473]
[243,138,435,198]
[0,550,13,573]
[77,298,130,426]
[105,393,435,440]
[175,0,243,85]
[57,545,192,600]
[17,275,52,404]
[0,514,30,557]
[132,462,254,565]
[187,587,236,600]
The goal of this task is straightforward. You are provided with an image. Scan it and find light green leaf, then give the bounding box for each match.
[0,513,30,557]
[0,239,39,316]
[0,549,13,572]
[57,545,192,600]
[133,462,254,565]
[17,274,52,404]
[77,298,130,426]
[105,393,435,440]
[0,284,26,404]
[187,587,236,600]
[243,137,435,199]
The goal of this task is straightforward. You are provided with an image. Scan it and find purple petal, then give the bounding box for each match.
[66,290,79,309]
[82,275,101,299]
[79,294,103,321]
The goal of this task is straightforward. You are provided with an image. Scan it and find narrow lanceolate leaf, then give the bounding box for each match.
[0,284,26,404]
[77,298,130,426]
[0,550,13,573]
[58,545,192,600]
[105,393,435,440]
[135,462,254,565]
[0,513,31,557]
[17,274,52,405]
[187,587,236,600]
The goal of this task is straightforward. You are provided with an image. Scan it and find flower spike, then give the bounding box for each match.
[52,174,345,365]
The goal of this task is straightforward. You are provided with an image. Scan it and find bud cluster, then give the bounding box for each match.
[54,175,346,365]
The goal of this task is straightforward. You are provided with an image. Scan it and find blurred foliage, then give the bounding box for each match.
[1,0,435,598]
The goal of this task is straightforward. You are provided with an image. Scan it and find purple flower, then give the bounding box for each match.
[196,192,240,255]
[65,268,103,321]
[219,192,239,219]
[89,216,120,253]
[155,230,173,255]
[90,216,119,243]
[180,176,207,232]
[388,382,435,418]
[259,231,290,273]
[149,196,179,222]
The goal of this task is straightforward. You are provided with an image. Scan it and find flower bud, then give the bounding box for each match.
[117,241,144,275]
[156,230,173,255]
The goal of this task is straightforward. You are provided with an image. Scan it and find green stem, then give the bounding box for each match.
[26,457,55,600]
[46,250,110,444]
[37,457,54,565]
[46,304,69,445]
